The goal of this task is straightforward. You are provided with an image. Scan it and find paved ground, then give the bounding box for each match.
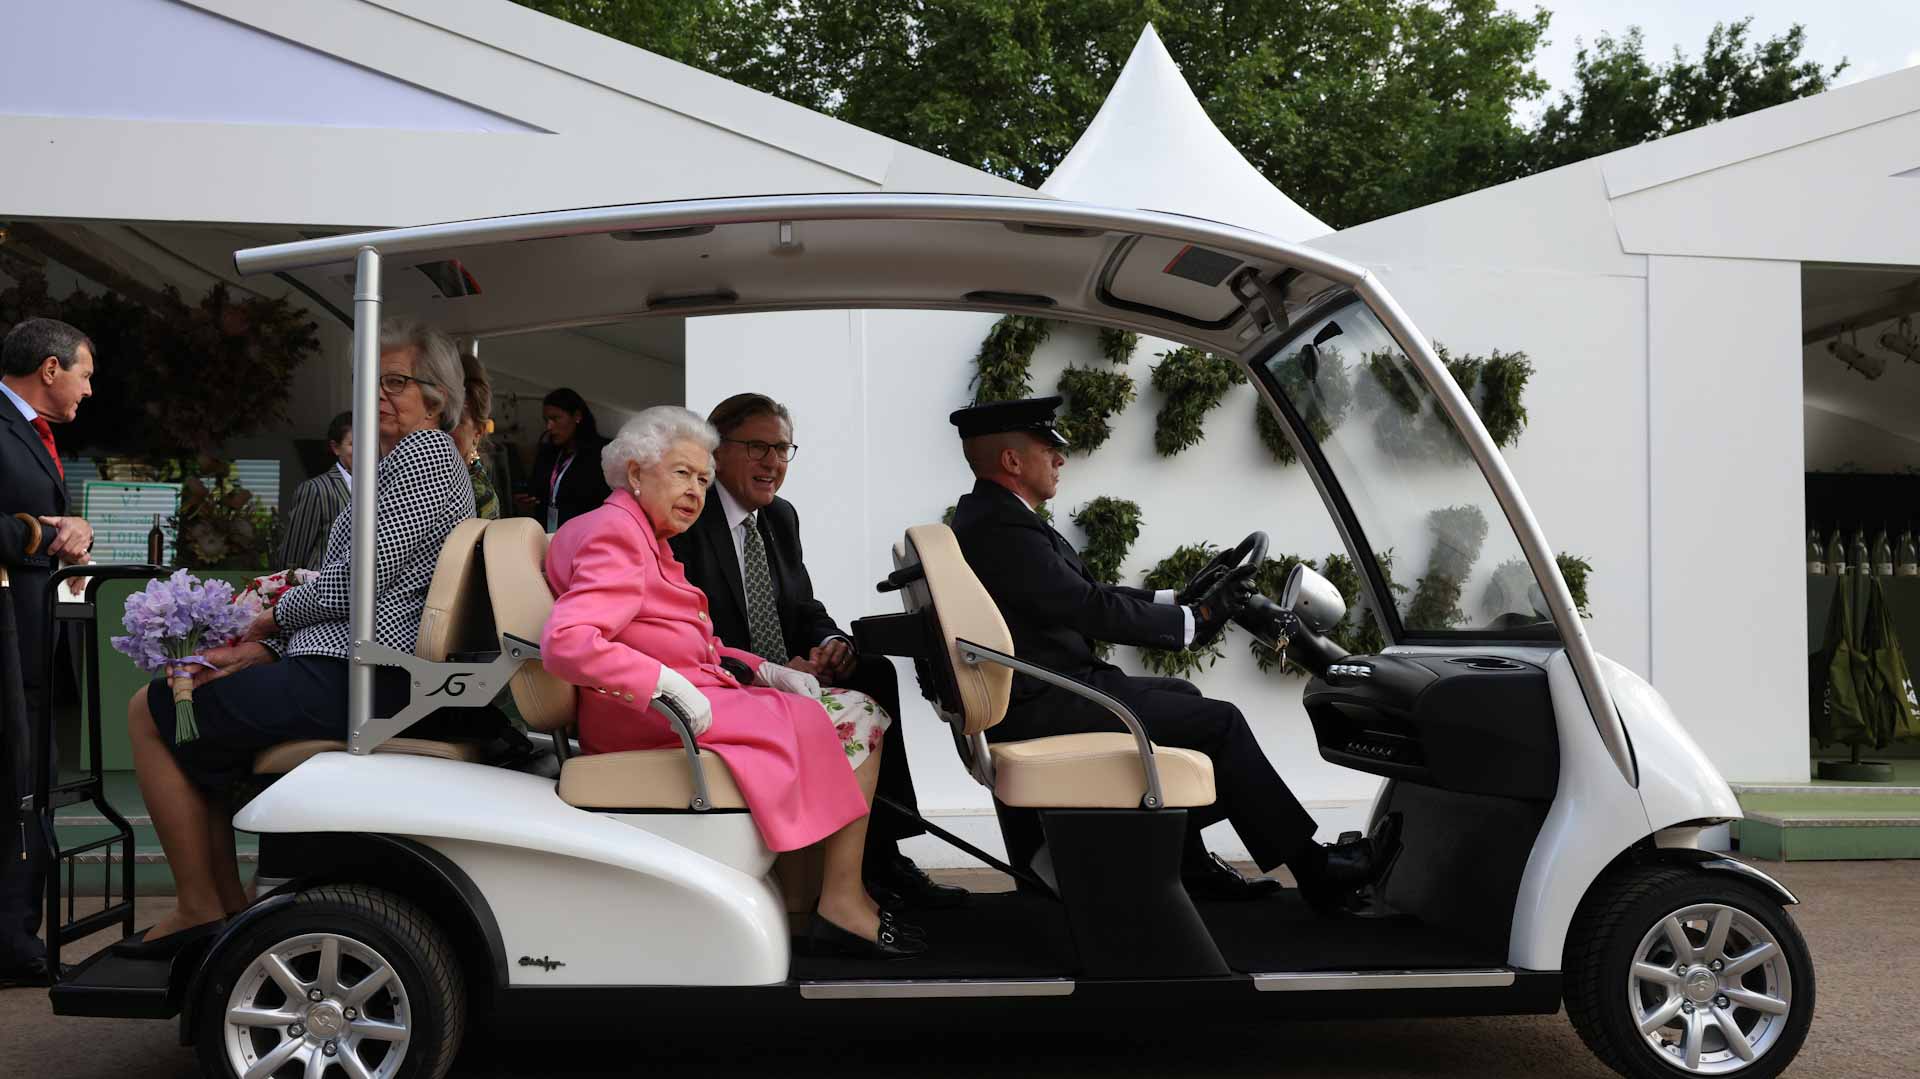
[3,857,1914,1077]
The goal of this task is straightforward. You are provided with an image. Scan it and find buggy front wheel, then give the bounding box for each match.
[1564,866,1813,1079]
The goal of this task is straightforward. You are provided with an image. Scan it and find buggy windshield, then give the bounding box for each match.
[1258,294,1559,641]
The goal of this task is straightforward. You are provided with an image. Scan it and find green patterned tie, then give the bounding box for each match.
[741,512,789,662]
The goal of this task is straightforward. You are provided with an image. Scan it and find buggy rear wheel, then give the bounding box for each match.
[1564,866,1813,1079]
[195,885,466,1079]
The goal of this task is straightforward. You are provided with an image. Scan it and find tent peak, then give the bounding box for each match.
[1041,24,1331,243]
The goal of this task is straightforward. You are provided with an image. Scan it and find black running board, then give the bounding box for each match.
[874,794,1055,896]
[49,941,190,1019]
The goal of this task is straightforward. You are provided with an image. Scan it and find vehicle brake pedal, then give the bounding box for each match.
[1337,830,1361,845]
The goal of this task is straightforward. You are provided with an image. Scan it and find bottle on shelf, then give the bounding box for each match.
[1850,528,1871,581]
[1827,528,1848,577]
[1808,528,1825,576]
[1874,527,1895,578]
[1900,527,1919,577]
[146,513,165,566]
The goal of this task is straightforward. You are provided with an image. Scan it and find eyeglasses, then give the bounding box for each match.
[378,373,438,397]
[722,438,799,462]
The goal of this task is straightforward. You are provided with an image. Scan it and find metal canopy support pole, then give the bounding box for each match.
[347,247,382,753]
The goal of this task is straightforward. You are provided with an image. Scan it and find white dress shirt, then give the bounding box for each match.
[1,379,39,422]
[716,482,756,585]
[715,482,852,655]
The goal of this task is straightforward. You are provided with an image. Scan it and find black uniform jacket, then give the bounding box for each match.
[670,492,846,658]
[0,401,67,698]
[528,434,613,531]
[950,479,1184,704]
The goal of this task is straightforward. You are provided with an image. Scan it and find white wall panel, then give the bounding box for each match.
[1647,256,1808,783]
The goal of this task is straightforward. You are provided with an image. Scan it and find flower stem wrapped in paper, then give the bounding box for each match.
[109,570,259,744]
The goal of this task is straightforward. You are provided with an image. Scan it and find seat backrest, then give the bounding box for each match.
[415,517,495,662]
[894,524,1013,737]
[483,517,577,732]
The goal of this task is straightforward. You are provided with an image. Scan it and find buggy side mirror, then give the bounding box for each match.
[1281,564,1346,635]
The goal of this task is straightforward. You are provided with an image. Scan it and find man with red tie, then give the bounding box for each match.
[0,317,95,986]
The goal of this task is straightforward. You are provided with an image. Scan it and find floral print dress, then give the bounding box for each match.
[808,687,892,770]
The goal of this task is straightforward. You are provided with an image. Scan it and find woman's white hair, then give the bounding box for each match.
[378,317,463,432]
[602,406,720,489]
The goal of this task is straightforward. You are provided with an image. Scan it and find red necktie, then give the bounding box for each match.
[30,416,63,480]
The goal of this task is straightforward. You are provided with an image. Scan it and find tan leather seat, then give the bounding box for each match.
[252,518,495,775]
[894,523,1215,811]
[556,748,747,810]
[254,737,487,774]
[991,734,1214,808]
[480,518,735,811]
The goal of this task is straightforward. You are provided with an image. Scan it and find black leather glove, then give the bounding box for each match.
[1190,565,1257,649]
[1175,562,1228,607]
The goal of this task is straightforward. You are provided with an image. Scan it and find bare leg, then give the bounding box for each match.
[814,745,885,940]
[203,795,250,915]
[126,690,227,938]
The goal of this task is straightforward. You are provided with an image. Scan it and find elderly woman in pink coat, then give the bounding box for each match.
[542,405,922,960]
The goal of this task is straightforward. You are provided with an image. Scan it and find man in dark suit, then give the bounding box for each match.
[0,317,97,984]
[278,410,353,570]
[672,393,964,910]
[946,396,1383,910]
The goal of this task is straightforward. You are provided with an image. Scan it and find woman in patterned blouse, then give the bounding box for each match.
[118,319,475,956]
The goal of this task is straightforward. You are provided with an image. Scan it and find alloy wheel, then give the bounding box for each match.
[222,931,412,1079]
[1627,902,1794,1074]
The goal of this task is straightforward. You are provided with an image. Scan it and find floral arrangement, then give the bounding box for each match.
[110,570,262,743]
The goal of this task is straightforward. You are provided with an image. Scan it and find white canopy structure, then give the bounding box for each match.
[1041,25,1331,243]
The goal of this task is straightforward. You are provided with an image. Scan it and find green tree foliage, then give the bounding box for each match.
[1529,19,1845,174]
[1150,347,1243,456]
[1056,365,1136,454]
[1072,496,1142,585]
[970,315,1052,403]
[1406,505,1488,631]
[1139,543,1227,677]
[521,5,1840,227]
[1098,328,1140,365]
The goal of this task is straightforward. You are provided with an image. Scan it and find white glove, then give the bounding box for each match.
[651,666,713,737]
[754,661,821,699]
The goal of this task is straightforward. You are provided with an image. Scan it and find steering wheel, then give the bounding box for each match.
[1181,531,1268,606]
[1186,531,1268,650]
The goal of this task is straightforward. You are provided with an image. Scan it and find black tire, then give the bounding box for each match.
[194,885,467,1079]
[1564,866,1814,1079]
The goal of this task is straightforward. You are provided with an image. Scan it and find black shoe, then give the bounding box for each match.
[878,909,926,941]
[866,854,969,910]
[111,919,223,960]
[1183,852,1284,901]
[1295,818,1400,915]
[0,955,53,989]
[806,913,926,960]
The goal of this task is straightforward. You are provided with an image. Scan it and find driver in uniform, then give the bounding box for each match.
[946,396,1384,910]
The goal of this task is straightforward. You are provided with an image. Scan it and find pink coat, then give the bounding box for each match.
[540,491,868,852]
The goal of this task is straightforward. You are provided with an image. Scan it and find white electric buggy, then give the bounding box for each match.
[34,194,1812,1079]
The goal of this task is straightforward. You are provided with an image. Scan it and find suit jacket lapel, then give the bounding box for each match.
[2,410,64,508]
[697,496,749,627]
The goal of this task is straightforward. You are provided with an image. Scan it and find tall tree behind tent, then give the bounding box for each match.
[519,2,1843,227]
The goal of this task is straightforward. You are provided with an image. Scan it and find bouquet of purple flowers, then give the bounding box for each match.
[110,570,262,744]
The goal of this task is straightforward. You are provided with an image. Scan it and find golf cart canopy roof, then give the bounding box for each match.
[232,192,1635,784]
[234,193,1351,358]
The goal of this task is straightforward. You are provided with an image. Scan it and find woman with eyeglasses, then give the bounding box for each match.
[116,318,476,957]
[517,386,611,532]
